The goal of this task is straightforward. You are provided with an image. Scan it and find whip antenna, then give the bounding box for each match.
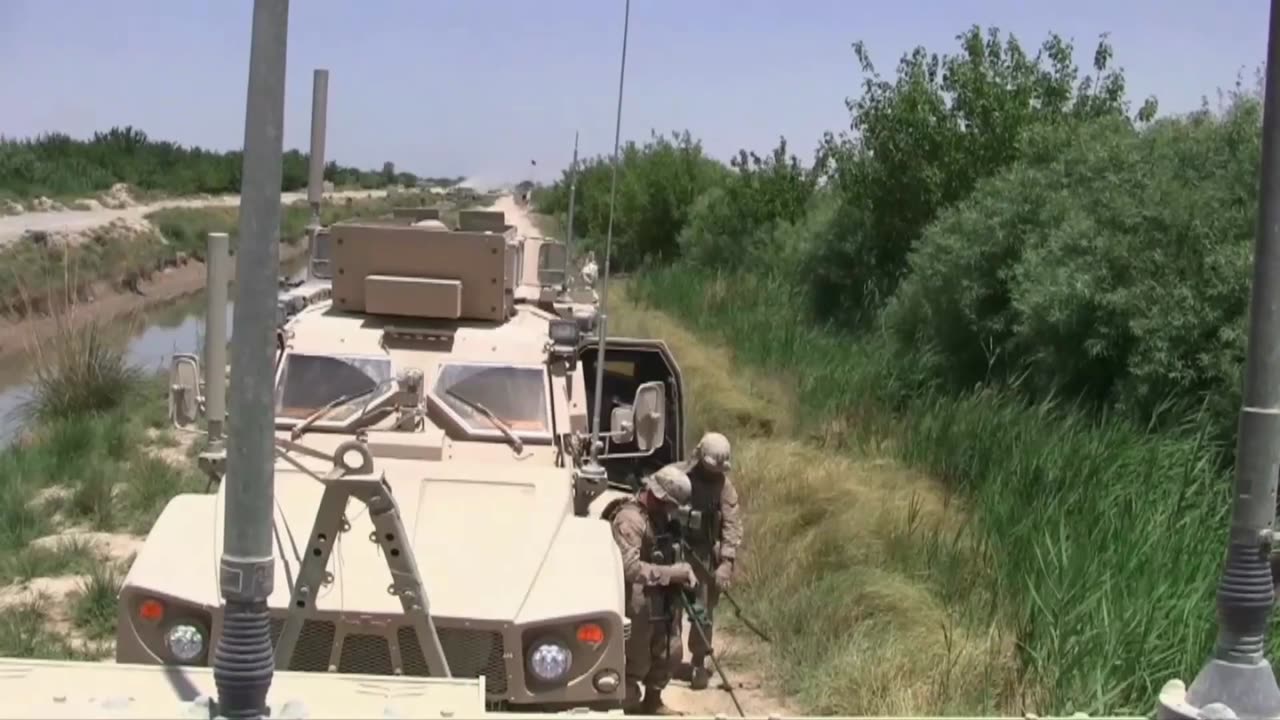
[587,0,631,466]
[571,0,631,516]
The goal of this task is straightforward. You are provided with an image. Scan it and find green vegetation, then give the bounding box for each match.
[0,125,461,203]
[537,24,1259,716]
[0,313,202,658]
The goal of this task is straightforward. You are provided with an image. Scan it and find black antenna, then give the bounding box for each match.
[572,0,630,515]
[1158,0,1280,716]
[588,0,630,466]
[562,130,580,296]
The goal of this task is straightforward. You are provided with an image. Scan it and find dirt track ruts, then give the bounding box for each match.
[0,188,389,248]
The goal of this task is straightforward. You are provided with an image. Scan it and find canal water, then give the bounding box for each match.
[0,256,308,446]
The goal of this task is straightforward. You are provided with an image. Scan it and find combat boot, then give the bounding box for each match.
[640,687,684,716]
[689,655,709,690]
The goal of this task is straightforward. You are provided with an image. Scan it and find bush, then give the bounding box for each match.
[16,316,144,425]
[629,264,1233,715]
[886,96,1261,440]
[807,27,1154,325]
[534,131,727,270]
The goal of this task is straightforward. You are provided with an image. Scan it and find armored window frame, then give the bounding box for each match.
[537,242,567,287]
[428,361,554,444]
[272,351,395,431]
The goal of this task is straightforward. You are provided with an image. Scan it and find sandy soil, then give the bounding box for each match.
[0,187,388,248]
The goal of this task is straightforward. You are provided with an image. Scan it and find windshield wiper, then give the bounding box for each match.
[291,385,378,440]
[445,389,524,454]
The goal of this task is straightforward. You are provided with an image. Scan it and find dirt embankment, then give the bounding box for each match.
[0,184,389,248]
[0,239,309,361]
[0,182,381,361]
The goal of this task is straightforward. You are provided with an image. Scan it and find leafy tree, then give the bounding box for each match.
[678,136,821,270]
[808,26,1155,326]
[0,126,401,199]
[535,130,727,270]
[886,93,1259,439]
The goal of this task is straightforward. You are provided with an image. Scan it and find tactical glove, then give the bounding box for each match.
[715,560,734,590]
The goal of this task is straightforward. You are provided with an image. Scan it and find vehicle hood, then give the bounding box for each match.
[214,435,578,622]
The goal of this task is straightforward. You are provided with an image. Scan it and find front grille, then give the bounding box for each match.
[267,618,507,694]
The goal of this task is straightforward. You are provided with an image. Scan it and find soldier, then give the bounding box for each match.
[674,431,743,691]
[605,465,698,716]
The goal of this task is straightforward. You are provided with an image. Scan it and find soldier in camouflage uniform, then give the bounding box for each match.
[673,431,743,691]
[605,465,698,716]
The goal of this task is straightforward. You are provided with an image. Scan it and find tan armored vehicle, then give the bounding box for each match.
[123,209,688,712]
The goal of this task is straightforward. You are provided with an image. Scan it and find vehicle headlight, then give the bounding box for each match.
[527,639,573,682]
[165,623,206,663]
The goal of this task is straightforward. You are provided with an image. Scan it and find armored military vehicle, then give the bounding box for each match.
[121,204,687,712]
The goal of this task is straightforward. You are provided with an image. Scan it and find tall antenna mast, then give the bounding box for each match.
[1158,0,1280,716]
[306,68,329,236]
[588,0,631,466]
[562,130,580,294]
[214,0,288,717]
[572,0,630,516]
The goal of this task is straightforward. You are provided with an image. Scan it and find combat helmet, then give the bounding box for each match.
[644,465,693,506]
[694,432,731,473]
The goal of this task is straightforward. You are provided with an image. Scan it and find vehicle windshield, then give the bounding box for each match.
[433,363,550,435]
[274,352,394,422]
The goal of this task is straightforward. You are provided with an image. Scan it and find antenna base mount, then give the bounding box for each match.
[1157,662,1280,719]
[573,461,608,517]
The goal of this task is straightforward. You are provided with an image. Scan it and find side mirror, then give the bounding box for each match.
[169,353,202,429]
[632,381,666,453]
[610,405,635,444]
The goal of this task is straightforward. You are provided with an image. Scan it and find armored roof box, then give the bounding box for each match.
[330,221,518,322]
[391,207,440,222]
[457,209,510,233]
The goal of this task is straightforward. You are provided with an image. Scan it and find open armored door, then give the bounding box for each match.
[577,338,686,490]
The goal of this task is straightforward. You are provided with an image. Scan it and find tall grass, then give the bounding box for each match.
[16,314,143,425]
[0,305,204,657]
[609,283,1020,715]
[628,266,1230,716]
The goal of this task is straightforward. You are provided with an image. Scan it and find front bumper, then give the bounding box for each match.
[118,606,626,708]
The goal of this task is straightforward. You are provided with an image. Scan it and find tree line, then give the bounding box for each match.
[0,125,464,200]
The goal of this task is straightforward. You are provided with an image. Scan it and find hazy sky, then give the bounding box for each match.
[0,1,1268,185]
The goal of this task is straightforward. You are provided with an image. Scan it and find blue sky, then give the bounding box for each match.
[0,1,1267,185]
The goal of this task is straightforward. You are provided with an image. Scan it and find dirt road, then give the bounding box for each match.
[0,188,388,247]
[483,192,542,237]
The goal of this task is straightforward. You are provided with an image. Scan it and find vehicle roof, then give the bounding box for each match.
[284,297,558,365]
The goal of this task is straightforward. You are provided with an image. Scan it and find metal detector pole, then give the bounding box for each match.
[213,0,288,717]
[1158,0,1280,716]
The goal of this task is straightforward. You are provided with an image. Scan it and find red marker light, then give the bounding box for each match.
[576,622,605,647]
[138,598,165,622]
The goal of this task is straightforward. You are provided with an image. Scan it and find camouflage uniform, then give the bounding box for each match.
[605,466,697,716]
[673,432,743,690]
